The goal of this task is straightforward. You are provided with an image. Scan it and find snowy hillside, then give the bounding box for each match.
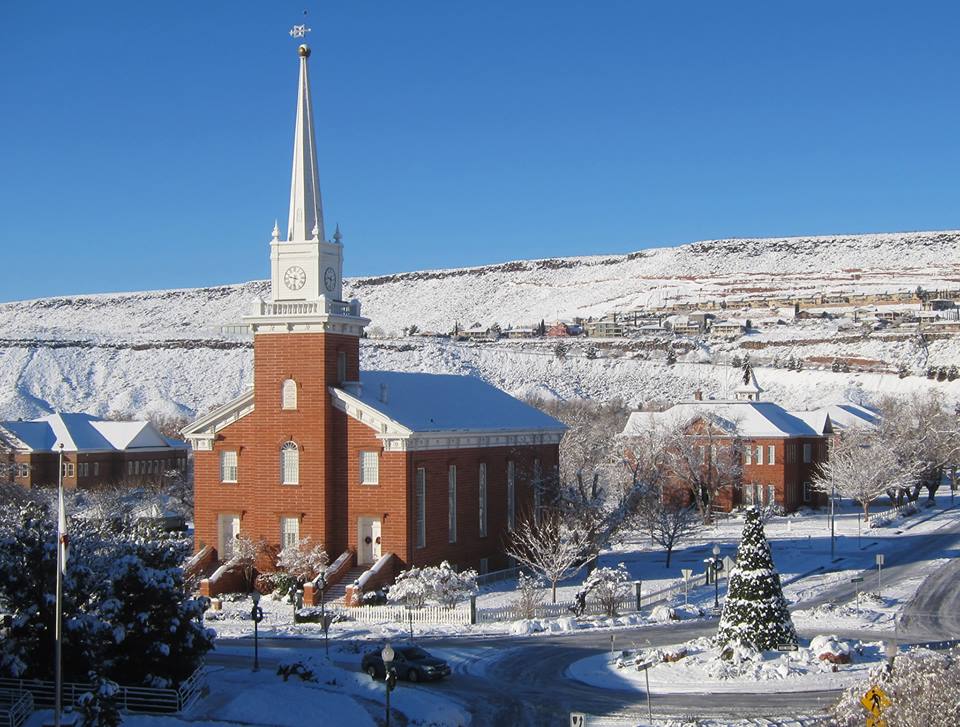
[2,229,959,420]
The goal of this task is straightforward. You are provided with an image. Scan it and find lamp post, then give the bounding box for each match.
[884,640,897,673]
[317,569,329,656]
[711,544,722,610]
[830,481,836,560]
[382,643,397,727]
[251,591,264,672]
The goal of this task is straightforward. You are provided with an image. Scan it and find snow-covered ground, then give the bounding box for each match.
[568,634,885,694]
[25,652,470,727]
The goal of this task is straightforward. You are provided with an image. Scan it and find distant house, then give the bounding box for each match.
[671,316,704,336]
[621,372,830,512]
[585,316,622,337]
[0,413,188,490]
[710,319,748,338]
[547,321,581,337]
[462,323,493,340]
[504,327,537,339]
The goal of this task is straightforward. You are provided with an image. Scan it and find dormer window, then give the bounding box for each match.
[282,379,298,410]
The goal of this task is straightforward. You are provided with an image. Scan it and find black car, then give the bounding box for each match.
[361,646,451,682]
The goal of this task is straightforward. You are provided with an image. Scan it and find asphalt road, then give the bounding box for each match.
[215,510,960,725]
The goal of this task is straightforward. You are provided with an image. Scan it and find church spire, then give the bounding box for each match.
[287,44,325,243]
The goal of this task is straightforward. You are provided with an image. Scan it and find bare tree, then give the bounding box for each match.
[662,416,743,523]
[639,490,700,568]
[506,510,592,603]
[228,535,268,591]
[812,429,916,518]
[276,537,329,587]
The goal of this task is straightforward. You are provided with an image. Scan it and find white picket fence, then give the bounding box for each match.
[867,502,919,528]
[331,571,710,627]
[331,603,473,626]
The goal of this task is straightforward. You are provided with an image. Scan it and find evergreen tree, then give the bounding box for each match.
[716,507,797,652]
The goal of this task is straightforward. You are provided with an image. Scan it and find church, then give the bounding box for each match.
[182,42,565,596]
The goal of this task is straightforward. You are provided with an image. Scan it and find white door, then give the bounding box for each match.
[371,519,382,561]
[218,514,240,560]
[358,518,382,565]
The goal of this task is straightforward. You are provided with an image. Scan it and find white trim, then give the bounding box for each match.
[182,388,255,447]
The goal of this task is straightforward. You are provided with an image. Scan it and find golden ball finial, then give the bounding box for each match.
[298,44,311,58]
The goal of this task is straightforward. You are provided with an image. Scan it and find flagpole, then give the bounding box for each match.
[55,443,64,727]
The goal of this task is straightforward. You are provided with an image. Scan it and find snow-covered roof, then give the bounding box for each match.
[622,400,823,439]
[0,413,187,453]
[805,403,879,431]
[334,371,567,435]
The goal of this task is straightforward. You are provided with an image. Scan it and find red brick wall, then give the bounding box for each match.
[193,331,359,557]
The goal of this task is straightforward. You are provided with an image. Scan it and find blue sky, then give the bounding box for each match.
[2,2,958,302]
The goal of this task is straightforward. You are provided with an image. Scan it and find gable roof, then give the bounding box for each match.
[622,400,823,439]
[808,402,879,431]
[333,371,566,435]
[0,413,187,453]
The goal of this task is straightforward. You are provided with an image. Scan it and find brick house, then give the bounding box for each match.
[0,412,188,490]
[621,371,830,512]
[182,43,565,594]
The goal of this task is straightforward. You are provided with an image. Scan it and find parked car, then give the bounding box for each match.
[361,646,451,682]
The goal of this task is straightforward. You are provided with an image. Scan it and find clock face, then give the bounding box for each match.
[283,266,307,291]
[323,267,337,292]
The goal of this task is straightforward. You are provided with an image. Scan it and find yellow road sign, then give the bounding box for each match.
[860,685,891,716]
[865,716,888,727]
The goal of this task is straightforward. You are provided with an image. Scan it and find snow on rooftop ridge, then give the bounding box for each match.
[0,412,186,453]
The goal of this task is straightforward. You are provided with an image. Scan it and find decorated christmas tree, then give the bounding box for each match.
[716,507,797,652]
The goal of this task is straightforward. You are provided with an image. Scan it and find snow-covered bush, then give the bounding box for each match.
[514,571,546,619]
[716,507,797,652]
[0,499,214,689]
[227,535,266,592]
[387,561,477,609]
[582,563,631,617]
[276,537,328,587]
[76,673,121,727]
[833,646,960,726]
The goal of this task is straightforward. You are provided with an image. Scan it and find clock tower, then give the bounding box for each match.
[245,42,367,339]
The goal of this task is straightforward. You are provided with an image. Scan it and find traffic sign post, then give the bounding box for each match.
[681,569,693,605]
[635,660,655,724]
[876,554,885,598]
[861,685,891,725]
[569,712,586,727]
[851,576,864,616]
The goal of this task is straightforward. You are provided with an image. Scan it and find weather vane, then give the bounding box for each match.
[289,9,312,39]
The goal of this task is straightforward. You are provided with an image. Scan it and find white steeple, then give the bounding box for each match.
[734,363,763,401]
[287,44,324,243]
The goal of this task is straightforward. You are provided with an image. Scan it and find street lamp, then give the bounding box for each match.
[250,591,264,672]
[382,643,397,727]
[317,569,332,657]
[711,544,722,610]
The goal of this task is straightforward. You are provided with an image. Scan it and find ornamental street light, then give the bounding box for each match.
[251,591,264,672]
[884,640,898,673]
[317,569,330,657]
[382,642,397,727]
[710,544,722,610]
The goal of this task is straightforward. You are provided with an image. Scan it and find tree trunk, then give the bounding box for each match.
[665,545,673,568]
[551,579,557,603]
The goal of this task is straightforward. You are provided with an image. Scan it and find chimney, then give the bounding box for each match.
[379,383,389,404]
[694,389,703,401]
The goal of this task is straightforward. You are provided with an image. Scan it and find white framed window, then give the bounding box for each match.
[220,451,238,483]
[743,484,754,505]
[415,467,426,549]
[803,480,812,502]
[478,463,488,537]
[755,445,763,466]
[448,465,457,543]
[281,442,299,485]
[337,351,347,383]
[282,379,298,410]
[93,462,99,476]
[360,451,379,485]
[17,463,28,477]
[479,557,489,575]
[744,445,753,466]
[128,461,134,476]
[281,516,300,549]
[802,443,812,464]
[507,460,516,531]
[767,484,776,506]
[63,462,74,477]
[767,445,776,465]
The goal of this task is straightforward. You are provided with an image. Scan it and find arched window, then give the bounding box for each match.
[281,379,298,410]
[281,441,299,485]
